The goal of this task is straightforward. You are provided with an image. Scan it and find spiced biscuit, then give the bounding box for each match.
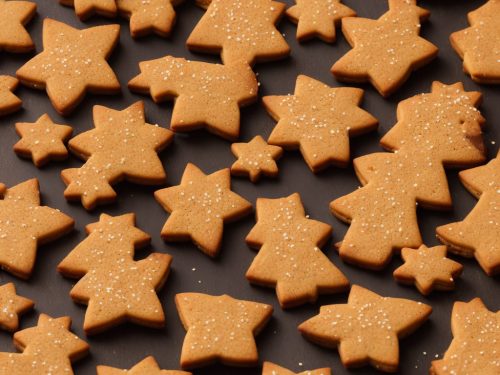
[0,75,22,116]
[0,283,33,332]
[59,0,117,20]
[0,0,36,53]
[262,362,330,375]
[97,356,191,374]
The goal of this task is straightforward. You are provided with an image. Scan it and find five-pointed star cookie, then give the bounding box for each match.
[231,136,283,183]
[0,0,36,53]
[331,0,438,97]
[97,356,192,375]
[431,298,499,375]
[450,0,500,84]
[59,0,117,20]
[128,55,258,140]
[262,362,331,375]
[187,0,290,65]
[14,114,73,167]
[155,163,252,257]
[0,75,22,116]
[263,75,378,172]
[0,283,33,332]
[393,245,463,295]
[299,285,432,372]
[16,19,120,116]
[286,0,356,43]
[61,101,173,210]
[175,293,273,369]
[0,179,74,279]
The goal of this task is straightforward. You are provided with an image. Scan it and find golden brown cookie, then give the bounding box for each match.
[437,151,500,276]
[262,362,330,375]
[0,75,22,116]
[14,114,73,167]
[175,293,273,369]
[246,193,349,308]
[59,0,117,20]
[450,0,500,84]
[330,82,486,270]
[263,75,378,172]
[393,245,463,295]
[61,101,173,210]
[0,0,36,53]
[16,19,120,116]
[0,283,33,332]
[187,0,290,65]
[128,55,258,140]
[0,179,74,279]
[97,356,192,375]
[299,285,432,372]
[331,0,438,97]
[431,298,499,375]
[155,163,252,257]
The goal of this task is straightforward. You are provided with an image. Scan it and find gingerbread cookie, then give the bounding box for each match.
[331,0,438,97]
[263,75,378,172]
[437,151,500,276]
[246,193,349,308]
[16,19,120,116]
[175,293,273,369]
[431,298,499,375]
[14,114,73,167]
[286,0,355,43]
[128,55,258,140]
[98,356,191,374]
[299,285,432,372]
[61,101,173,210]
[59,0,117,20]
[0,0,36,53]
[393,245,463,295]
[450,0,500,84]
[0,75,22,116]
[262,362,330,375]
[187,0,290,65]
[331,82,486,270]
[155,163,252,257]
[0,283,33,332]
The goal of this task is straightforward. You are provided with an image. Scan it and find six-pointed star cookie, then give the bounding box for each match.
[262,362,331,375]
[0,283,33,332]
[393,245,463,295]
[175,293,273,369]
[263,75,378,172]
[286,0,356,43]
[0,75,22,116]
[155,163,252,257]
[59,0,117,20]
[14,114,73,167]
[97,356,192,375]
[299,285,432,372]
[231,136,283,183]
[0,0,36,53]
[16,19,120,115]
[331,0,438,97]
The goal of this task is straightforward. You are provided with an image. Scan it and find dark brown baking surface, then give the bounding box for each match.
[0,0,498,374]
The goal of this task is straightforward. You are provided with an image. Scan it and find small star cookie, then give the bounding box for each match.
[0,0,36,53]
[97,356,192,375]
[0,283,33,332]
[59,0,117,20]
[262,362,330,375]
[0,75,22,116]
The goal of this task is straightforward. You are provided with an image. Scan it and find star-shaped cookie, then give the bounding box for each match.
[286,0,356,43]
[450,0,500,84]
[263,75,378,172]
[231,136,283,183]
[16,19,120,115]
[0,179,74,279]
[0,75,22,116]
[187,0,290,65]
[331,0,438,97]
[299,285,432,372]
[155,163,252,257]
[14,114,73,167]
[262,362,330,375]
[61,101,173,210]
[0,283,33,332]
[0,0,36,53]
[393,245,463,295]
[175,293,273,369]
[97,356,192,375]
[59,0,117,20]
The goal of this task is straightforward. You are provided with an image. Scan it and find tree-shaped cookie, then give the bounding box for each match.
[187,0,290,65]
[61,101,173,210]
[0,179,74,279]
[128,55,258,140]
[175,293,273,369]
[0,0,36,53]
[246,193,349,308]
[331,0,438,97]
[16,19,120,115]
[0,314,89,374]
[437,151,500,276]
[0,283,33,332]
[262,362,330,375]
[263,75,378,172]
[0,75,22,116]
[299,285,432,372]
[98,356,192,374]
[331,82,486,270]
[450,0,500,84]
[59,0,117,20]
[431,298,499,375]
[155,163,252,257]
[58,213,171,335]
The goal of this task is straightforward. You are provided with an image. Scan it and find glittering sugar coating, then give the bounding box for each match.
[0,0,36,53]
[0,283,33,332]
[97,355,192,374]
[299,285,432,373]
[59,0,117,20]
[175,293,273,369]
[187,0,290,65]
[262,362,331,375]
[0,75,22,116]
[431,298,500,375]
